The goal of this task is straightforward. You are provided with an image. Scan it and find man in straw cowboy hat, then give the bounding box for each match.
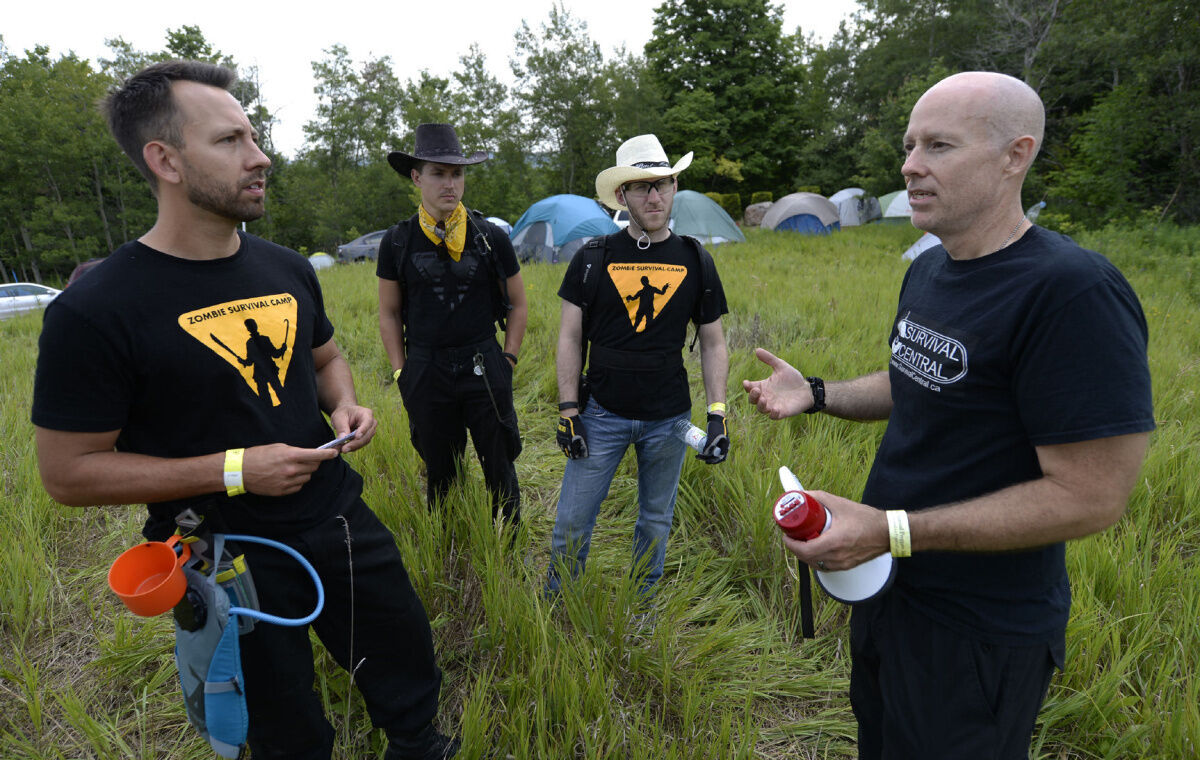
[745,72,1153,758]
[33,61,459,759]
[378,123,528,526]
[545,134,731,603]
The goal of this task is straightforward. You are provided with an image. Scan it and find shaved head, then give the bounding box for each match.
[919,72,1044,156]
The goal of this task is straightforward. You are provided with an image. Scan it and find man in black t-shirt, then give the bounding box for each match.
[377,123,528,525]
[745,73,1154,758]
[546,134,730,602]
[32,62,457,760]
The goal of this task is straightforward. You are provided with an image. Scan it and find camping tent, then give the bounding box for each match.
[761,192,840,234]
[876,190,912,223]
[670,190,745,246]
[308,253,335,270]
[486,216,513,235]
[827,188,881,226]
[510,194,619,263]
[902,232,942,261]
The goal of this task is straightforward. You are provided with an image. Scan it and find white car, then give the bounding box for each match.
[0,282,61,319]
[612,209,630,229]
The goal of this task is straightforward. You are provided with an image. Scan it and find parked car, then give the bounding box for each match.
[612,209,630,229]
[0,282,61,319]
[336,230,386,263]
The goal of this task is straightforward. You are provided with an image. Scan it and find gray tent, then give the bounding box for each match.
[828,188,881,226]
[761,192,840,234]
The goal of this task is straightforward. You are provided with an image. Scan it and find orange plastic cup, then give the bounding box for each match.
[107,535,192,616]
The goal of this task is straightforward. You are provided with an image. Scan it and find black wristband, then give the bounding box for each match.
[502,352,518,365]
[804,376,826,414]
[558,401,579,411]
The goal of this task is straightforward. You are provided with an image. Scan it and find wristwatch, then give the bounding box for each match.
[804,376,825,414]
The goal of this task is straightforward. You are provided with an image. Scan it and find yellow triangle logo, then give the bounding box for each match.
[607,263,688,332]
[178,294,298,407]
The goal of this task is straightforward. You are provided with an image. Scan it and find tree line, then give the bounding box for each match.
[2,0,1197,283]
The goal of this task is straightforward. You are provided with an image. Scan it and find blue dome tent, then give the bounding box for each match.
[510,195,619,263]
[761,192,841,235]
[670,190,745,246]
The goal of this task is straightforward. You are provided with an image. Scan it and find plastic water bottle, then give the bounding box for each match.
[673,418,707,452]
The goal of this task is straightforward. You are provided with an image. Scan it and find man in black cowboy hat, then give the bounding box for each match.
[546,134,731,603]
[378,123,527,525]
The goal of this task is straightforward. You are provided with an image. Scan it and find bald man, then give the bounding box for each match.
[745,72,1153,758]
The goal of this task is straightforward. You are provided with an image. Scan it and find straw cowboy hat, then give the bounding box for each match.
[595,134,693,210]
[387,123,489,178]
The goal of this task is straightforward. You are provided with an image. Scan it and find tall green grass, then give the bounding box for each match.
[0,223,1195,758]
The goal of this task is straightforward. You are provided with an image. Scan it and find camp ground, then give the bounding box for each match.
[509,194,619,263]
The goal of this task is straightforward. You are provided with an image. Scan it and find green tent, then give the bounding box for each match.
[670,190,745,246]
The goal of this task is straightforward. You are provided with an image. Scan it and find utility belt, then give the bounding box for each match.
[406,336,499,363]
[588,344,682,373]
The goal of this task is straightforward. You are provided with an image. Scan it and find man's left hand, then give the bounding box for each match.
[329,404,376,452]
[697,412,729,464]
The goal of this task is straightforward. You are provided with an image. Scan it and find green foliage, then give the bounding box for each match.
[750,192,773,205]
[648,0,809,197]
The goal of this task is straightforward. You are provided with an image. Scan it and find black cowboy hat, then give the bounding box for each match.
[387,123,489,178]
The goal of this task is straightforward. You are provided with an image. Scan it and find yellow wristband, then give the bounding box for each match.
[392,368,402,382]
[886,510,911,557]
[707,402,727,414]
[223,448,246,497]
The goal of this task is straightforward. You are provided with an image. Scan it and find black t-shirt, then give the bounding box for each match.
[376,214,520,348]
[32,233,357,540]
[862,225,1155,644]
[558,232,728,420]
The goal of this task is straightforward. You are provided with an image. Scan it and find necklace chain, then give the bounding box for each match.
[997,217,1025,252]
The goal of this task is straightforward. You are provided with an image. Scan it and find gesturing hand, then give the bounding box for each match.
[742,348,814,419]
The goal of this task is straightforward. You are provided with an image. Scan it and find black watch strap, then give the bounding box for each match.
[502,352,518,365]
[558,401,579,411]
[804,376,825,414]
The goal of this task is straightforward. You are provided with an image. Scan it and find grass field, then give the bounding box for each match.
[1,224,1196,759]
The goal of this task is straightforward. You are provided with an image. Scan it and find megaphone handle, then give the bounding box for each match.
[797,556,815,639]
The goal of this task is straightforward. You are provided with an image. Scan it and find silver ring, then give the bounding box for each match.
[817,560,827,571]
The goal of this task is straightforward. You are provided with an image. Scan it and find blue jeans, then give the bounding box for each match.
[546,398,689,597]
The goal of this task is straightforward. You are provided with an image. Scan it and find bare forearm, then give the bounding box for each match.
[556,335,583,404]
[698,321,728,407]
[40,448,223,507]
[379,309,406,372]
[315,353,358,415]
[824,371,892,421]
[503,303,528,357]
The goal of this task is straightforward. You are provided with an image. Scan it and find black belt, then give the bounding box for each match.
[407,337,498,362]
[588,344,682,372]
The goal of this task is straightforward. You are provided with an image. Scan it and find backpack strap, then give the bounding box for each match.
[465,208,513,332]
[577,235,612,371]
[682,235,718,352]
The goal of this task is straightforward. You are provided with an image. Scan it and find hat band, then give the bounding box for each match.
[632,161,670,168]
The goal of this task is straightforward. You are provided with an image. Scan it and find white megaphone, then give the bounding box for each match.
[775,466,895,603]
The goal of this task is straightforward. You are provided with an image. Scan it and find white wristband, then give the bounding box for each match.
[886,510,911,558]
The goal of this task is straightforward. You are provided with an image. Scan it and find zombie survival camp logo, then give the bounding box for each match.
[890,312,968,393]
[607,262,688,333]
[178,294,298,406]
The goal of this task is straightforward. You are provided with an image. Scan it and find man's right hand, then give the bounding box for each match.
[243,444,339,496]
[742,347,814,419]
[557,415,589,459]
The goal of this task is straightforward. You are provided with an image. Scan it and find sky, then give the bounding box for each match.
[3,0,861,158]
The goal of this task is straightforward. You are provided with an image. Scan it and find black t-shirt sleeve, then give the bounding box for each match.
[557,249,588,307]
[375,226,398,281]
[1014,272,1154,445]
[692,248,729,325]
[489,225,520,279]
[307,267,336,348]
[32,302,132,432]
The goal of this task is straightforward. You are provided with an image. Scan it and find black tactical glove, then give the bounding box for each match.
[696,412,729,464]
[557,415,589,459]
